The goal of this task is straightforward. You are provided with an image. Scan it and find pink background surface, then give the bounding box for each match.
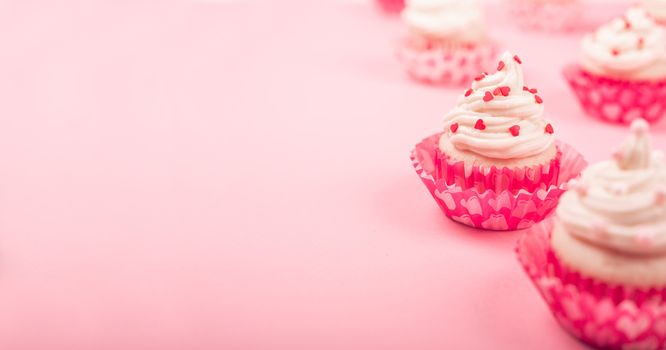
[0,0,663,349]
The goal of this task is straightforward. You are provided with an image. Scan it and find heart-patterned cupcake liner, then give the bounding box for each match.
[564,64,666,125]
[411,133,586,231]
[517,219,666,350]
[395,40,499,86]
[507,0,582,33]
[438,141,562,195]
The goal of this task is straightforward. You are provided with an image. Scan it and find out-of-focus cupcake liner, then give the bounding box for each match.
[507,0,582,32]
[564,64,666,125]
[411,133,586,231]
[375,0,404,14]
[395,40,498,85]
[517,219,666,350]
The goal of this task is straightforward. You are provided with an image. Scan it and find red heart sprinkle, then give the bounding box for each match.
[545,123,554,134]
[474,74,485,81]
[611,48,620,56]
[493,87,502,96]
[523,86,537,94]
[535,95,543,104]
[450,123,459,133]
[509,125,520,137]
[483,91,494,102]
[464,89,473,97]
[474,119,486,130]
[499,86,511,96]
[513,55,522,64]
[497,61,505,71]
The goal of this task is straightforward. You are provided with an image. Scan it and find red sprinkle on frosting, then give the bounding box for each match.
[474,119,486,130]
[493,87,502,96]
[624,18,631,29]
[483,91,494,102]
[513,55,522,64]
[545,123,554,134]
[450,123,459,133]
[509,125,520,137]
[464,89,473,97]
[535,95,543,104]
[474,74,485,81]
[612,48,620,56]
[499,86,511,97]
[523,86,538,94]
[497,61,505,71]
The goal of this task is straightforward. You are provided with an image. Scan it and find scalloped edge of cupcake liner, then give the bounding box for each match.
[395,40,499,86]
[563,64,666,125]
[517,218,666,350]
[411,133,587,231]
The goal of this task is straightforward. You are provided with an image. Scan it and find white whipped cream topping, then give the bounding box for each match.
[401,0,486,43]
[581,7,666,81]
[641,0,666,22]
[557,119,666,255]
[442,52,555,160]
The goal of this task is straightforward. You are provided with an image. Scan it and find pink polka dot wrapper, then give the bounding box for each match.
[507,0,582,33]
[395,40,498,86]
[517,219,666,350]
[564,64,666,125]
[411,133,586,231]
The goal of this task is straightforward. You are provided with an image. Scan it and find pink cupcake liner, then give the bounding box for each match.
[507,0,582,33]
[517,219,666,350]
[564,64,666,125]
[375,0,404,14]
[438,143,562,194]
[411,133,586,231]
[395,40,499,85]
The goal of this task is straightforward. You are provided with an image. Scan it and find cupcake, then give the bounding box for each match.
[507,0,581,32]
[411,52,586,231]
[518,119,666,350]
[564,8,666,125]
[395,0,498,85]
[376,0,405,14]
[641,0,666,25]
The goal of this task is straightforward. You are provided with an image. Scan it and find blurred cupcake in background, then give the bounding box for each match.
[564,7,666,125]
[641,0,666,24]
[507,0,581,32]
[375,0,404,15]
[395,0,498,85]
[411,52,586,231]
[518,119,666,350]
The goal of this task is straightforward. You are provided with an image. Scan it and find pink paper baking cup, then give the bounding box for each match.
[395,40,498,85]
[517,219,666,350]
[507,0,582,32]
[439,143,562,194]
[564,64,666,125]
[375,0,404,14]
[410,133,586,231]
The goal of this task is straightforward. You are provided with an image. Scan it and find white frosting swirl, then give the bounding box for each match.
[557,119,666,255]
[442,52,555,160]
[581,7,666,81]
[401,0,486,43]
[641,0,666,22]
